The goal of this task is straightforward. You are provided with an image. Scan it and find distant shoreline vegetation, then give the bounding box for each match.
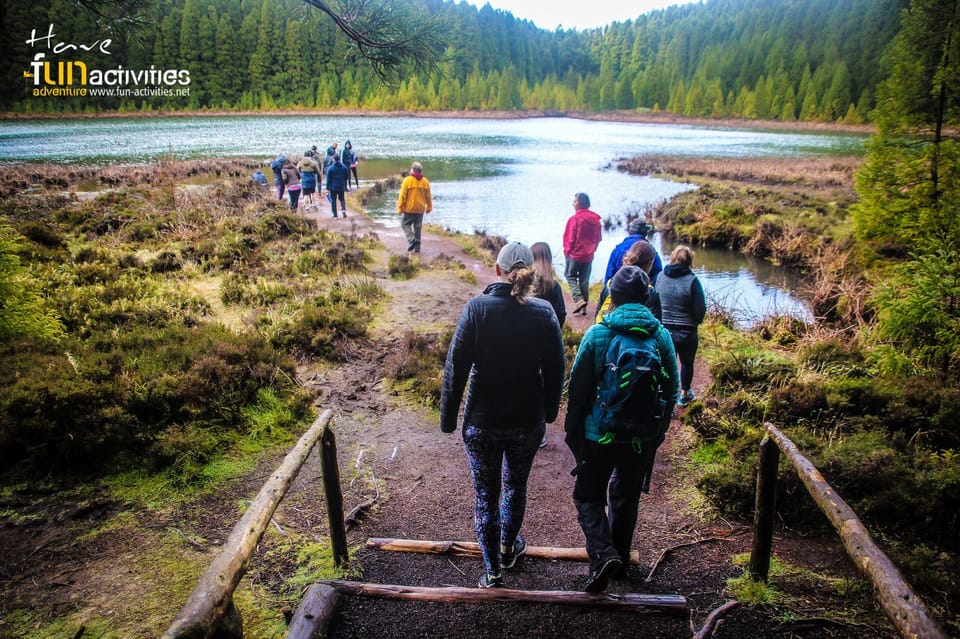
[0,108,876,136]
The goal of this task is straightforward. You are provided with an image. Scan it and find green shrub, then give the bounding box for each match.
[388,253,419,279]
[384,329,453,407]
[273,279,381,359]
[149,250,182,273]
[0,324,305,475]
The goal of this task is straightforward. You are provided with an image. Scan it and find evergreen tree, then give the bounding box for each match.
[852,0,960,255]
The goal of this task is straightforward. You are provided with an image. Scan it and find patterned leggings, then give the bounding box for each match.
[462,422,544,575]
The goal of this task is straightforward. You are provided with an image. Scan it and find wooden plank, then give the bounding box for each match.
[162,410,335,639]
[365,537,641,565]
[322,580,688,615]
[286,583,340,639]
[764,423,948,639]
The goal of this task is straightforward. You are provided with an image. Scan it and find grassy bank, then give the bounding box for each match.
[619,154,959,633]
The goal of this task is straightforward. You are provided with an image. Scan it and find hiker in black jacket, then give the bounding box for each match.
[440,242,565,589]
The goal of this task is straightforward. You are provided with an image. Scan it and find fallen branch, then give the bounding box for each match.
[692,600,739,639]
[645,537,732,582]
[170,526,206,551]
[345,476,381,530]
[345,496,378,529]
[366,537,640,565]
[321,579,687,615]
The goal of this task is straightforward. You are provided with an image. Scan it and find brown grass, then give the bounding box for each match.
[620,155,861,191]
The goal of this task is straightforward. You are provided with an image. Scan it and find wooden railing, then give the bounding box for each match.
[162,409,346,639]
[750,422,948,639]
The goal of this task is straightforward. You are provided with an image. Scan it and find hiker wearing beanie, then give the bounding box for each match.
[603,218,663,287]
[397,161,433,253]
[441,242,565,589]
[565,265,679,593]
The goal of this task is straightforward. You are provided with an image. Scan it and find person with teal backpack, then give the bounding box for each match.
[564,265,679,593]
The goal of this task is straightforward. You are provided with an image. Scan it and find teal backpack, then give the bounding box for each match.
[592,326,668,448]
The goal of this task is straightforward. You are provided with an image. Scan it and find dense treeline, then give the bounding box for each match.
[2,0,905,122]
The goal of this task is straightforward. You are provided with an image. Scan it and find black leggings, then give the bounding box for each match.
[668,327,698,391]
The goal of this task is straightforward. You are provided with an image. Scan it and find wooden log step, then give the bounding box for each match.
[286,583,339,639]
[365,537,641,565]
[321,579,687,615]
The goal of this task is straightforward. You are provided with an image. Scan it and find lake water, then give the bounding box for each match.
[0,115,866,324]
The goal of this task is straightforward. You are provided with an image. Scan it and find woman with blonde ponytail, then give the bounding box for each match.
[441,241,566,590]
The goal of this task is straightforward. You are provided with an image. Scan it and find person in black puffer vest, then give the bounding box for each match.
[657,245,707,406]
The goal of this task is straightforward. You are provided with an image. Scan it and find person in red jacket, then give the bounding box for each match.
[563,192,603,315]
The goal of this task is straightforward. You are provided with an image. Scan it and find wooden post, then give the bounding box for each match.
[162,409,334,639]
[763,422,948,639]
[321,425,349,566]
[749,435,780,582]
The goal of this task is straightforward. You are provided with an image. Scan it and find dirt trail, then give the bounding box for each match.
[286,209,778,638]
[0,204,890,639]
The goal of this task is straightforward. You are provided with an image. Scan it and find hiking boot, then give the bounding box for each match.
[572,300,587,314]
[678,389,696,407]
[584,556,622,593]
[501,534,527,570]
[478,572,504,588]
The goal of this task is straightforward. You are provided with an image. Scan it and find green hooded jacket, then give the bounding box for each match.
[564,302,680,448]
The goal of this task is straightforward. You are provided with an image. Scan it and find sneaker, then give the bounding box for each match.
[539,434,548,448]
[584,556,622,593]
[678,390,695,407]
[501,534,527,570]
[478,572,504,588]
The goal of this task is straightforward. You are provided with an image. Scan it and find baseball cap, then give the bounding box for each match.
[496,241,534,273]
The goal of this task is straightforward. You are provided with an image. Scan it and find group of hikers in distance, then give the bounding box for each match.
[441,189,706,591]
[265,140,360,218]
[257,154,708,591]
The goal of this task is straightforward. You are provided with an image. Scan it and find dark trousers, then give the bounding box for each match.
[401,213,424,252]
[564,257,593,304]
[573,441,655,571]
[330,190,346,217]
[463,422,544,575]
[287,187,301,211]
[350,165,359,188]
[667,327,699,391]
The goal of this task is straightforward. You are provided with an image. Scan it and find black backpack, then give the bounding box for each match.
[591,326,667,445]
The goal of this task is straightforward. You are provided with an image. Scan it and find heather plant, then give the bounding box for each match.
[0,159,378,483]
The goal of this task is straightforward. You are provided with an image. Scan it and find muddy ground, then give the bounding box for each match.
[0,203,898,638]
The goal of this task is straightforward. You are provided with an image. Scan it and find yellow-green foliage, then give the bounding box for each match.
[385,328,453,407]
[0,164,377,483]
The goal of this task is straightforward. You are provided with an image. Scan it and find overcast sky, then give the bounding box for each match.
[464,0,697,31]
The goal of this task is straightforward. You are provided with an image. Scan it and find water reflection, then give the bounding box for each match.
[657,236,812,327]
[0,115,861,325]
